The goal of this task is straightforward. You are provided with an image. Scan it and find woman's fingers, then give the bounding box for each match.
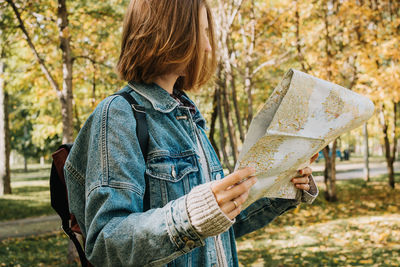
[212,167,255,192]
[291,176,310,184]
[294,183,310,191]
[219,189,250,214]
[223,191,250,220]
[211,167,257,220]
[213,176,257,204]
[227,205,242,220]
[297,167,312,176]
[292,167,312,192]
[235,189,250,205]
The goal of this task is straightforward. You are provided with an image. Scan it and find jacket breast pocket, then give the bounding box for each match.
[145,150,199,207]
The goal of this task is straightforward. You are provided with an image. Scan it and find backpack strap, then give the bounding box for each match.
[51,144,88,267]
[114,89,150,211]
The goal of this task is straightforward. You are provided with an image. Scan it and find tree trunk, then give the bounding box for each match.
[217,85,233,172]
[244,66,253,130]
[323,139,338,202]
[4,92,10,193]
[92,63,96,108]
[363,122,370,182]
[7,0,74,143]
[0,52,11,195]
[379,103,397,189]
[74,102,81,135]
[23,125,28,172]
[390,101,398,188]
[221,74,238,165]
[380,108,393,187]
[58,0,74,144]
[321,0,337,202]
[24,156,28,172]
[239,0,255,131]
[208,88,221,159]
[0,32,5,196]
[230,70,244,142]
[388,160,395,188]
[57,0,78,261]
[295,0,310,72]
[331,139,338,197]
[322,146,331,184]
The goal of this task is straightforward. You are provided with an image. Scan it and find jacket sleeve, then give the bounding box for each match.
[233,175,318,239]
[66,95,204,267]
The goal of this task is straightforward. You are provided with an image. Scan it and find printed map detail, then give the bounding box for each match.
[236,69,375,209]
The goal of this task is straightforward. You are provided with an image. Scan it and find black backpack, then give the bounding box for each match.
[50,89,150,267]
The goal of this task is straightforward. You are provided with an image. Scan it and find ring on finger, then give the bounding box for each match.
[233,200,239,209]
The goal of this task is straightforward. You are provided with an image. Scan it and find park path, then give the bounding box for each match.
[0,161,398,240]
[0,215,61,241]
[312,161,400,182]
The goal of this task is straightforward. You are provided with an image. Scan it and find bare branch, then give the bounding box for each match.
[73,55,113,69]
[252,51,291,76]
[228,0,245,29]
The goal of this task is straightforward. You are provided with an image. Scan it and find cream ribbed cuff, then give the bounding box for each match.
[186,182,235,238]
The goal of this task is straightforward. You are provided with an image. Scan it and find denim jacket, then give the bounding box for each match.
[64,82,318,267]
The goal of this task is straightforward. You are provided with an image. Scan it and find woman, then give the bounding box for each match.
[65,0,318,266]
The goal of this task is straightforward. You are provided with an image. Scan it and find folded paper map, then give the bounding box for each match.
[235,69,375,209]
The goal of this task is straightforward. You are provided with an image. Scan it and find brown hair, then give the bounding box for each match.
[116,0,216,91]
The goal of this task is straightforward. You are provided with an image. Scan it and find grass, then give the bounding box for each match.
[10,164,51,182]
[0,233,79,267]
[0,165,54,222]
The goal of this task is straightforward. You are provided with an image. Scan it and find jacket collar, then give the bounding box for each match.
[128,81,207,128]
[128,81,180,113]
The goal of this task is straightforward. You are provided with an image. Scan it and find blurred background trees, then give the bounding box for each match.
[1,0,399,199]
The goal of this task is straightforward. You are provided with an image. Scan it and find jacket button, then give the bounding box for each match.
[171,165,176,178]
[215,173,221,180]
[186,240,195,249]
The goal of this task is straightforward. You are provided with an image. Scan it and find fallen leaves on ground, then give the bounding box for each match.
[237,178,400,266]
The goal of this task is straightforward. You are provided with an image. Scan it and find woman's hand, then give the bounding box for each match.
[211,167,257,220]
[291,153,318,192]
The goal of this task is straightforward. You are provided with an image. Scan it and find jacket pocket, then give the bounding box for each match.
[145,150,199,182]
[145,150,199,207]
